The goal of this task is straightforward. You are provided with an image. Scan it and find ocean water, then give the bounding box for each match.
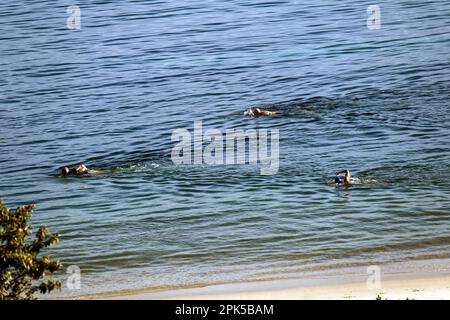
[1,0,449,296]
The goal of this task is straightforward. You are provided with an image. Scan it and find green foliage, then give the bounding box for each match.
[0,200,62,300]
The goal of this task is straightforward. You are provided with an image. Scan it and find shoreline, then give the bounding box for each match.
[100,273,450,300]
[62,262,450,300]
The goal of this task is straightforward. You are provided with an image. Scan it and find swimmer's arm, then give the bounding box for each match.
[74,164,88,173]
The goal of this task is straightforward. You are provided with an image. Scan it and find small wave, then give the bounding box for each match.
[350,177,395,185]
[125,162,161,172]
[243,108,256,117]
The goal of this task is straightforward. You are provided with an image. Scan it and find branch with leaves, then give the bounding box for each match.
[0,200,62,300]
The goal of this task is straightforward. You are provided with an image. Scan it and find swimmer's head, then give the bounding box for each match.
[61,166,70,175]
[253,108,262,115]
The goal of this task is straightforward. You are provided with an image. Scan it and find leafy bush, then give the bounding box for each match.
[0,200,62,300]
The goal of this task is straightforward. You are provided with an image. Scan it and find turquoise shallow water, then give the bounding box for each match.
[0,0,450,296]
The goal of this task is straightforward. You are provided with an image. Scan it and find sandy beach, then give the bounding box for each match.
[81,271,450,300]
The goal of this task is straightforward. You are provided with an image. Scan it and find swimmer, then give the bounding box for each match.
[335,169,351,187]
[248,108,277,117]
[61,164,112,176]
